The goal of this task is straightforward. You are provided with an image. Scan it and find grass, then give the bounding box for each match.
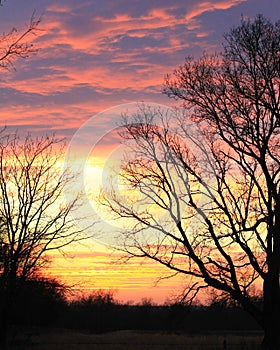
[9,329,263,350]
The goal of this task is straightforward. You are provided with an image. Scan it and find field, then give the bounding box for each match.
[10,329,263,350]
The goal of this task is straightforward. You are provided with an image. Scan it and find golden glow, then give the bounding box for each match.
[46,241,186,304]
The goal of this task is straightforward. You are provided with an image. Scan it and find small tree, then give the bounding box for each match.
[0,134,84,346]
[102,15,280,349]
[0,134,84,281]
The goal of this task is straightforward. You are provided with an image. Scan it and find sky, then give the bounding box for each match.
[0,0,279,304]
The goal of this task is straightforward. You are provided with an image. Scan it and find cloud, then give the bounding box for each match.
[185,0,246,21]
[0,0,278,138]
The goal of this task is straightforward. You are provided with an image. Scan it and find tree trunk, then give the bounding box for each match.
[261,257,280,350]
[0,290,9,349]
[0,271,17,348]
[262,308,280,350]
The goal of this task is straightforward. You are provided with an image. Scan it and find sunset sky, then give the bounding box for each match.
[0,0,278,304]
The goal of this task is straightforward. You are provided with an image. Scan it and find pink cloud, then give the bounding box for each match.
[185,0,246,21]
[47,4,73,14]
[3,1,247,99]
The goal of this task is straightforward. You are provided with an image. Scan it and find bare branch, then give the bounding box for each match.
[0,11,42,70]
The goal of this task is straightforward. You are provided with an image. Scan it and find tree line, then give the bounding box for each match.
[4,285,261,340]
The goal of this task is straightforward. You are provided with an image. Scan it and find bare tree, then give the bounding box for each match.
[0,134,84,346]
[0,3,40,70]
[0,134,85,279]
[102,16,280,350]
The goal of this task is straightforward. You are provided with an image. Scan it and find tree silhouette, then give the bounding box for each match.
[102,15,280,350]
[0,134,84,347]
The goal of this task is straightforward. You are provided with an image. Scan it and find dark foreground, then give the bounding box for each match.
[7,329,263,350]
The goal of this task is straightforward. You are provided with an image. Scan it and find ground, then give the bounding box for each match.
[8,328,263,350]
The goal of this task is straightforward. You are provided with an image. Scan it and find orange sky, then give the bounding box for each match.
[46,242,188,304]
[0,0,278,303]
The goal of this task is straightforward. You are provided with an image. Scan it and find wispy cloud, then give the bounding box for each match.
[0,0,278,134]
